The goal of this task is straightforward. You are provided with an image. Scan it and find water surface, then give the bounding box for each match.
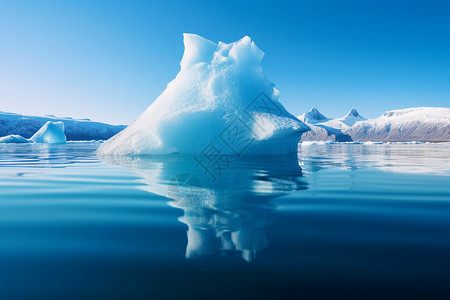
[1,142,450,299]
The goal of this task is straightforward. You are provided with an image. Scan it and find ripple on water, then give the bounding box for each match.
[0,142,450,298]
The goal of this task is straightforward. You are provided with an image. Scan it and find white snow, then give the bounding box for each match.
[336,108,367,127]
[98,34,309,156]
[346,107,450,142]
[29,121,67,144]
[298,107,330,124]
[298,107,450,142]
[0,135,32,143]
[300,108,366,129]
[366,107,449,126]
[320,108,367,129]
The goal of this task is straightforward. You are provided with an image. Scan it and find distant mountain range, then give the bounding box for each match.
[0,111,126,141]
[299,107,450,142]
[2,107,449,143]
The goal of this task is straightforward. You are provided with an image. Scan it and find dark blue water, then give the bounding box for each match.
[1,142,449,299]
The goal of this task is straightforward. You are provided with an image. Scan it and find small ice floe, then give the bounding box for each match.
[0,135,32,143]
[363,141,384,145]
[0,121,67,144]
[29,121,66,144]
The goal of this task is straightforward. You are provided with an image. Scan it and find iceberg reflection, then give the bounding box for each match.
[100,154,307,261]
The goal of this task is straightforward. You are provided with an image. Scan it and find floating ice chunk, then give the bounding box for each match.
[30,121,67,144]
[363,141,384,145]
[98,34,309,156]
[0,134,32,143]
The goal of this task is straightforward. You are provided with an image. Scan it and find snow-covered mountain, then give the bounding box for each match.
[299,107,450,142]
[299,108,357,142]
[298,107,330,124]
[345,107,450,142]
[0,111,126,141]
[299,124,353,142]
[338,108,367,126]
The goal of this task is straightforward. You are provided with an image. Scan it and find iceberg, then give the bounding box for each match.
[0,134,32,143]
[0,121,66,144]
[29,121,67,144]
[98,34,309,156]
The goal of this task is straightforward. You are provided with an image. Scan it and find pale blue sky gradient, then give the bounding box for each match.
[1,0,449,124]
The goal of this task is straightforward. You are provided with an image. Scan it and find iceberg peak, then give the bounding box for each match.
[181,33,218,68]
[98,34,309,156]
[181,34,265,72]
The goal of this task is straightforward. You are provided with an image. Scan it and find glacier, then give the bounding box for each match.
[299,107,450,142]
[30,121,66,143]
[98,34,309,156]
[0,111,125,141]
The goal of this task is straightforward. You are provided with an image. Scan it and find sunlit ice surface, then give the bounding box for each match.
[0,142,450,298]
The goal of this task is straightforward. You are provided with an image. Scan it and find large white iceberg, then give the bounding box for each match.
[29,121,67,144]
[98,34,309,156]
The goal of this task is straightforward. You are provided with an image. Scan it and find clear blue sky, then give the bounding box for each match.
[1,0,449,124]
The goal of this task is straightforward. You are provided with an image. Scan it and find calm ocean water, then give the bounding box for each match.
[1,142,450,299]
